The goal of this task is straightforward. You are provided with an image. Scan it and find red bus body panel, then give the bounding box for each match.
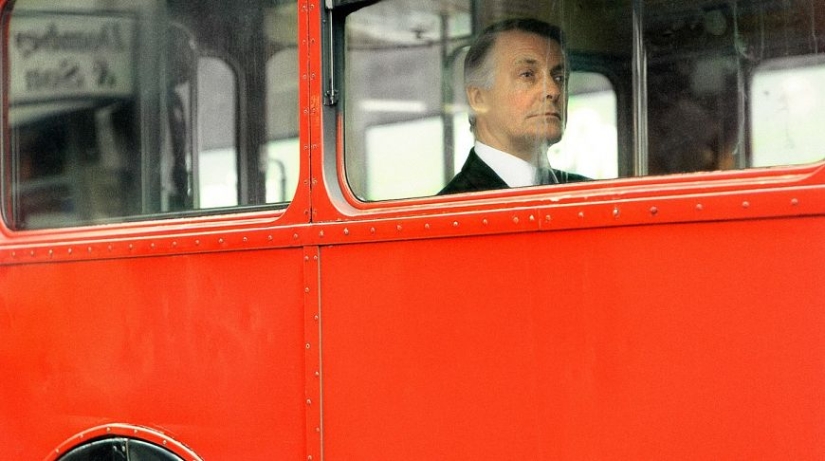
[1,250,307,459]
[320,218,825,459]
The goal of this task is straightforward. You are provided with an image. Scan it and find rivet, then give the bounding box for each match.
[243,237,248,242]
[315,427,321,433]
[150,243,155,249]
[195,240,200,246]
[305,287,310,293]
[513,217,519,224]
[529,215,536,222]
[129,244,134,250]
[162,440,167,446]
[545,215,551,222]
[313,255,318,261]
[67,247,73,254]
[791,198,799,206]
[49,249,54,257]
[314,314,319,321]
[482,219,489,225]
[87,247,92,253]
[306,343,311,349]
[370,227,376,234]
[30,250,35,256]
[314,371,320,377]
[306,399,312,405]
[218,238,225,244]
[396,224,402,231]
[268,235,274,241]
[294,233,299,239]
[578,211,585,218]
[696,204,703,211]
[308,456,313,461]
[319,230,325,238]
[424,223,431,230]
[343,228,349,235]
[11,251,15,257]
[742,201,750,209]
[452,221,459,227]
[650,206,658,216]
[612,208,620,218]
[108,245,113,251]
[106,427,111,433]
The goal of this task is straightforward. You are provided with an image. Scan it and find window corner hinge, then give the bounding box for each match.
[324,89,339,106]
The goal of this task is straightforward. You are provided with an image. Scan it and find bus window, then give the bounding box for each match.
[342,0,624,201]
[751,56,825,168]
[644,1,824,174]
[340,0,825,201]
[3,0,298,230]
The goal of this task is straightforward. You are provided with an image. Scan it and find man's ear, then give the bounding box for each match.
[466,86,488,115]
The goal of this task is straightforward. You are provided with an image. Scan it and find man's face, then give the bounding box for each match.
[468,30,567,161]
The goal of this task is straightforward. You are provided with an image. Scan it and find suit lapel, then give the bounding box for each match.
[461,149,509,191]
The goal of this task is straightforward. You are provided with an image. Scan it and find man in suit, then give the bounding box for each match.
[439,18,588,195]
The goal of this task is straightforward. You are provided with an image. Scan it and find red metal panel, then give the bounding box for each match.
[0,249,306,460]
[319,217,825,459]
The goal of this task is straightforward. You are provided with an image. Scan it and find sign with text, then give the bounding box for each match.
[9,13,136,104]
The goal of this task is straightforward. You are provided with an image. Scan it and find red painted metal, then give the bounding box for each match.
[0,0,824,459]
[319,218,825,459]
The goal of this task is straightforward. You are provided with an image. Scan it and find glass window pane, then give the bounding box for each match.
[751,57,825,167]
[4,0,298,230]
[343,0,621,201]
[342,0,825,201]
[644,0,825,174]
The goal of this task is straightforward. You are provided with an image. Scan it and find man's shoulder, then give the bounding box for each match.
[438,149,509,195]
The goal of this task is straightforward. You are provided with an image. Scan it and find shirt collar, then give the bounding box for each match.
[474,141,539,188]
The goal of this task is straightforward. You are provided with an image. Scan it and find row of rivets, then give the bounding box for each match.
[302,2,318,450]
[4,233,292,260]
[0,198,806,263]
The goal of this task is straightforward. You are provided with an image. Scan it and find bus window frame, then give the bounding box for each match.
[318,0,825,221]
[0,0,312,239]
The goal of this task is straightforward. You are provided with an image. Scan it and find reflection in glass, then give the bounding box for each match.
[4,0,299,230]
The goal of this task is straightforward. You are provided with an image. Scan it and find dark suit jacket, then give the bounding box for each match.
[438,149,589,195]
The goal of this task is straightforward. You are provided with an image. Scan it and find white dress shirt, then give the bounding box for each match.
[474,141,540,188]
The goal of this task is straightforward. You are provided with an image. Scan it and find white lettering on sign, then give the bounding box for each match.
[10,14,136,103]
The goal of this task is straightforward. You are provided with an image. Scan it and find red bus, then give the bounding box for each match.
[1,0,824,459]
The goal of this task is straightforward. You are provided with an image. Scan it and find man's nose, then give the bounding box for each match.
[542,76,561,101]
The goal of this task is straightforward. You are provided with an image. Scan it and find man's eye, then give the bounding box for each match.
[553,74,566,84]
[520,70,535,78]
